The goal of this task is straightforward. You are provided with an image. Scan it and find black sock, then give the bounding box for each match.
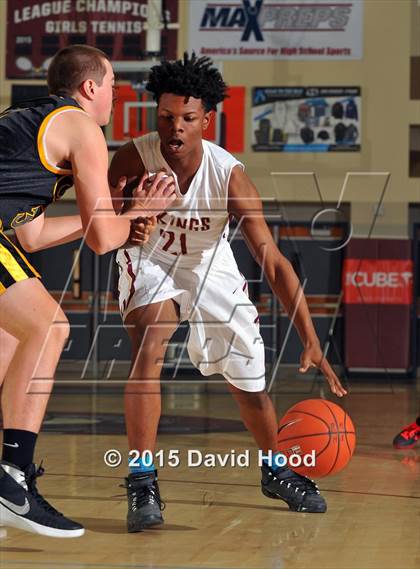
[416,417,420,427]
[2,429,38,470]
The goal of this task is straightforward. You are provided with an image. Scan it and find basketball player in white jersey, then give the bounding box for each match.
[109,54,347,532]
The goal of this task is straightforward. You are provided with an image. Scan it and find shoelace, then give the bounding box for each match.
[26,463,64,517]
[272,470,320,496]
[123,479,165,512]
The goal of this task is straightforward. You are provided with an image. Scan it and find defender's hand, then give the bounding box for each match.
[299,343,347,397]
[132,172,177,216]
[129,216,157,246]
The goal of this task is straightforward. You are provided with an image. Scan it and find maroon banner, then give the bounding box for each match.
[7,0,178,79]
[343,259,413,305]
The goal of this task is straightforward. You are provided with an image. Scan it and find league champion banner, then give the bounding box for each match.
[252,86,361,152]
[189,0,363,60]
[6,0,178,79]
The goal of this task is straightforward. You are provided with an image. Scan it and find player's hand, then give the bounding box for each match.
[109,175,137,214]
[109,175,135,194]
[129,216,157,246]
[132,172,177,217]
[299,343,347,397]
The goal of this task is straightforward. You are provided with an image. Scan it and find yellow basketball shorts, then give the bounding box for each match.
[0,230,40,295]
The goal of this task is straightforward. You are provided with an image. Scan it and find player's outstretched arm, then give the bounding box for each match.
[228,166,347,397]
[15,213,83,252]
[67,114,175,254]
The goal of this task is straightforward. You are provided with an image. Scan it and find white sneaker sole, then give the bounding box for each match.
[0,504,85,538]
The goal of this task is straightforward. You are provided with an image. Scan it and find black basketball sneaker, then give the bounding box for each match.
[123,470,164,532]
[0,461,84,538]
[261,463,327,513]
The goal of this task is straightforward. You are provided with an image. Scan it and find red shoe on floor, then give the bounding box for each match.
[393,420,420,449]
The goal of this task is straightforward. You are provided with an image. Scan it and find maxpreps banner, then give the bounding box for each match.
[343,259,413,305]
[7,0,178,78]
[189,0,363,60]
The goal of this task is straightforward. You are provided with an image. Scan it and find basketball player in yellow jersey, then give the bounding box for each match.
[109,54,347,532]
[0,45,175,538]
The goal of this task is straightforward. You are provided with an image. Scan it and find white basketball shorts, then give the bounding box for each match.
[116,244,266,392]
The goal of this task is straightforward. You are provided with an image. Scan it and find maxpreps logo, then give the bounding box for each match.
[199,1,354,42]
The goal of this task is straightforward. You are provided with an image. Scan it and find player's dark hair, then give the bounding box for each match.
[146,52,228,112]
[47,45,110,96]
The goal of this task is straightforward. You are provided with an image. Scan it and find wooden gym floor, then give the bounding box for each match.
[0,374,419,569]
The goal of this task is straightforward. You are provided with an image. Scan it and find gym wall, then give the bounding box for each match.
[0,1,419,372]
[0,1,418,235]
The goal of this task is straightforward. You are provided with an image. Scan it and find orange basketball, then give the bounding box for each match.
[277,399,356,478]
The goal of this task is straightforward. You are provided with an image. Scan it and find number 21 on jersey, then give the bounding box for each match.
[160,229,188,255]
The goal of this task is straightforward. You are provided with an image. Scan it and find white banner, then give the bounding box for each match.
[188,0,363,60]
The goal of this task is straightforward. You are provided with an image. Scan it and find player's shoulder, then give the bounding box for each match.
[1,95,82,126]
[55,105,102,140]
[47,107,105,159]
[203,139,243,172]
[133,131,159,150]
[135,131,159,143]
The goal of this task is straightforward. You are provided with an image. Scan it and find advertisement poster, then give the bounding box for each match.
[7,0,178,78]
[252,86,361,152]
[343,259,413,305]
[189,0,363,61]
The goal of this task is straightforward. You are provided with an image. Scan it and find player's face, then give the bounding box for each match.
[94,59,115,126]
[157,94,211,158]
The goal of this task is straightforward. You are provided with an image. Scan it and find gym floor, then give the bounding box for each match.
[0,375,418,569]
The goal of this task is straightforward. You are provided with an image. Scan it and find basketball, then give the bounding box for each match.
[277,399,356,478]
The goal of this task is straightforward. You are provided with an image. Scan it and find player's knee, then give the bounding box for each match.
[131,348,164,375]
[136,333,168,359]
[32,307,70,347]
[52,316,70,347]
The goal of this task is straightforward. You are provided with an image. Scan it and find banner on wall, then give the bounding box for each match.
[252,86,361,152]
[189,0,363,61]
[6,0,178,79]
[343,259,413,305]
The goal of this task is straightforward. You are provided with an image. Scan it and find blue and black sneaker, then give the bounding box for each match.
[261,462,327,513]
[124,470,164,532]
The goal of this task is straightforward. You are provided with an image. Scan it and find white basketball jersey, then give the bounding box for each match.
[132,132,243,268]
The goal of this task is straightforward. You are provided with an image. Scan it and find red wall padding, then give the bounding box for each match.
[343,239,413,370]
